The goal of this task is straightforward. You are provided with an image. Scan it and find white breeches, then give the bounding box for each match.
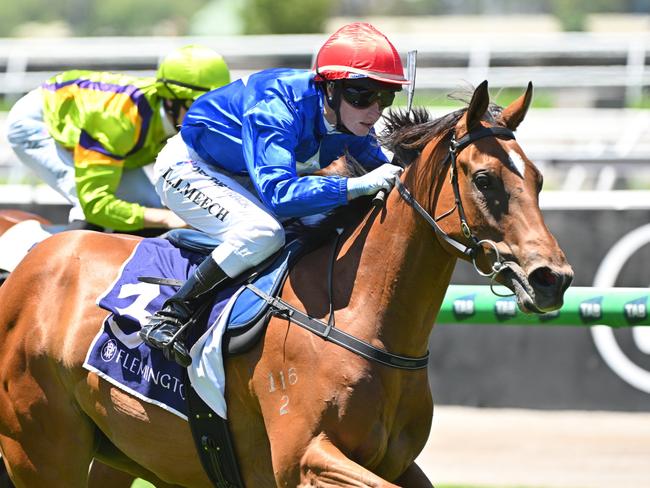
[154,133,285,278]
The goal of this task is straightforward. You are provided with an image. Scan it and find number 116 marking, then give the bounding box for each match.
[268,367,298,393]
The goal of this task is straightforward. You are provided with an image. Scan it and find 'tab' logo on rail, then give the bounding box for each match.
[452,294,476,319]
[494,297,517,321]
[624,297,647,324]
[579,296,603,322]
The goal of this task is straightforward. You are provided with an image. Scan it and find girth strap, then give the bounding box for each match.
[184,372,244,487]
[246,283,430,370]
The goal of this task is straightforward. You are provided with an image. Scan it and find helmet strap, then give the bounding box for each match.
[162,99,186,129]
[325,81,353,135]
[159,78,202,128]
[157,78,211,94]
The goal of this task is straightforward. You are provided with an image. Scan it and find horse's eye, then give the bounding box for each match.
[474,173,491,190]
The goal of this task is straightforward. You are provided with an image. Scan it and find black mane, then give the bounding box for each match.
[379,103,504,166]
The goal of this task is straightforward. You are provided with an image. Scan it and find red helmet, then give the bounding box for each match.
[314,22,409,86]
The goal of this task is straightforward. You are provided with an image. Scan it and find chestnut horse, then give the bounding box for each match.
[0,82,572,487]
[0,209,168,286]
[0,213,138,486]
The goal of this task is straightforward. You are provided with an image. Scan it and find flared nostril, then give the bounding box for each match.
[530,267,558,288]
[529,266,574,299]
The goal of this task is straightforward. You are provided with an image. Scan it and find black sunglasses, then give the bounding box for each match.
[340,85,397,110]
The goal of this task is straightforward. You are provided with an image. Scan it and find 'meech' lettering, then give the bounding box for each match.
[161,167,230,222]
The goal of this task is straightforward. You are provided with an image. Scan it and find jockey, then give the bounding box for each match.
[5,45,230,232]
[139,22,408,366]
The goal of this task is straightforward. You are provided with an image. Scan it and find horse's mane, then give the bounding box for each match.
[379,107,461,166]
[379,102,504,166]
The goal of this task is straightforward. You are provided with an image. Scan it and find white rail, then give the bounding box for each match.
[2,107,650,191]
[1,32,649,97]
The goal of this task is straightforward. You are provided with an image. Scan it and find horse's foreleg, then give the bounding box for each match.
[297,434,400,488]
[394,462,434,487]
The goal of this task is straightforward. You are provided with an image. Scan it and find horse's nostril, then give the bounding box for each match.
[530,267,557,287]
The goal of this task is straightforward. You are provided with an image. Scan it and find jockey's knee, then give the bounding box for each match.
[212,216,285,278]
[5,117,46,153]
[6,90,47,152]
[248,217,285,261]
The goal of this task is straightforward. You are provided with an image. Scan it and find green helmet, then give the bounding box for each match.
[156,44,230,101]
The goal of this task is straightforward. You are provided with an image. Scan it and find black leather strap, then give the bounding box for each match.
[451,126,515,152]
[448,126,516,252]
[395,179,474,258]
[246,284,429,370]
[397,126,517,259]
[184,371,245,488]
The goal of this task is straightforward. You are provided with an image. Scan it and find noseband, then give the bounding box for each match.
[395,125,517,291]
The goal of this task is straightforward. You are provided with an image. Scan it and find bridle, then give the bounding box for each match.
[394,125,518,294]
[246,126,524,371]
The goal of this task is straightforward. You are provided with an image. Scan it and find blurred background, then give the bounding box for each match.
[1,1,649,487]
[3,0,650,191]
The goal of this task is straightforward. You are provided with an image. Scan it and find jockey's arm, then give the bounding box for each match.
[241,99,348,219]
[73,147,182,231]
[142,208,187,229]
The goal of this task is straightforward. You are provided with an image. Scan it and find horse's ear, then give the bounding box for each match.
[460,80,490,134]
[499,81,533,131]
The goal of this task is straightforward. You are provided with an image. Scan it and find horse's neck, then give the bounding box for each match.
[336,187,456,357]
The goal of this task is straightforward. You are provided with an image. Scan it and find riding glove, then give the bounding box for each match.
[346,163,404,200]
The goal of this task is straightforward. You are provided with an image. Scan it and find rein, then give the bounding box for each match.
[247,230,429,370]
[396,125,518,289]
[248,127,520,370]
[248,283,429,370]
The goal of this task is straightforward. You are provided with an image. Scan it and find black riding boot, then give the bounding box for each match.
[139,257,228,367]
